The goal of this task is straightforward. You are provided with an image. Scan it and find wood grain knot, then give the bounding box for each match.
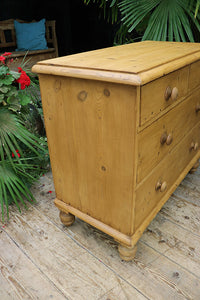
[54,80,61,92]
[104,89,110,97]
[78,90,88,102]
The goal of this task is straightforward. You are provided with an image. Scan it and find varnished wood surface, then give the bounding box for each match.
[135,122,200,230]
[138,88,200,182]
[34,42,200,261]
[33,41,200,85]
[0,168,200,299]
[140,66,189,125]
[39,75,137,235]
[36,41,200,75]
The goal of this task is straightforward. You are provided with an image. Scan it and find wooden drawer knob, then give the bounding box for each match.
[164,86,172,101]
[155,181,167,192]
[190,142,199,151]
[160,132,167,144]
[171,87,178,101]
[195,103,200,113]
[166,133,173,145]
[160,132,173,145]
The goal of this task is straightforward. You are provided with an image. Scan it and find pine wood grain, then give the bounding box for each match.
[1,204,147,300]
[138,88,200,182]
[140,66,189,125]
[34,41,200,261]
[33,42,200,86]
[188,60,200,91]
[39,75,137,235]
[142,214,200,275]
[0,230,66,299]
[28,169,200,299]
[135,122,200,229]
[36,41,200,76]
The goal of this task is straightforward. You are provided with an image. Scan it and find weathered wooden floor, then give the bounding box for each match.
[0,167,200,300]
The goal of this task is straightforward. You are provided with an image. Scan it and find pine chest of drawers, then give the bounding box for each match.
[33,41,200,261]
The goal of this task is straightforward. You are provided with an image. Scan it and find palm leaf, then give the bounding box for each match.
[0,161,36,221]
[119,0,199,42]
[0,109,47,168]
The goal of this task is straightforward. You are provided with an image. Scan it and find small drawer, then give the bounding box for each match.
[135,122,200,230]
[140,66,189,125]
[188,60,200,91]
[137,88,200,183]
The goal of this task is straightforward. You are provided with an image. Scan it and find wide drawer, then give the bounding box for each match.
[137,88,200,183]
[140,66,189,125]
[188,60,200,91]
[135,121,200,230]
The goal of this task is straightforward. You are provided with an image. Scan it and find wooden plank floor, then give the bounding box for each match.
[0,166,200,299]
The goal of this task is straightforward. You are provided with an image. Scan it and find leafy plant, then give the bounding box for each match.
[119,0,200,42]
[0,52,49,222]
[83,0,200,43]
[0,54,31,111]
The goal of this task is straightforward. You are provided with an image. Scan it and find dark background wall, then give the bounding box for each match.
[0,0,115,56]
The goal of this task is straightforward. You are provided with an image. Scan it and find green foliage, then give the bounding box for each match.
[0,53,49,222]
[84,0,120,23]
[83,0,200,43]
[119,0,200,42]
[0,63,31,111]
[0,160,36,222]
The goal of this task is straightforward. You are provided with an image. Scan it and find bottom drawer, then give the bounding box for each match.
[135,122,200,230]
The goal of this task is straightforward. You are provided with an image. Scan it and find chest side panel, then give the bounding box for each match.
[39,75,137,235]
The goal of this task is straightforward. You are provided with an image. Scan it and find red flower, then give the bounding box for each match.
[12,149,21,158]
[16,68,31,90]
[0,56,6,64]
[3,52,12,57]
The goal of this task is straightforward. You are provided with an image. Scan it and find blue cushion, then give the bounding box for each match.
[14,19,48,51]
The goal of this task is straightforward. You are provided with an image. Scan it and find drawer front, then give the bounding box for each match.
[188,60,200,91]
[140,66,189,125]
[135,122,200,230]
[137,88,200,183]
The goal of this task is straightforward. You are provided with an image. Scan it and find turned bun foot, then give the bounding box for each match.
[118,244,137,261]
[59,211,75,226]
[189,160,199,174]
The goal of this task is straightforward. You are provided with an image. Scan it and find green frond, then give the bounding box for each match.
[0,109,47,168]
[0,161,36,221]
[119,0,199,42]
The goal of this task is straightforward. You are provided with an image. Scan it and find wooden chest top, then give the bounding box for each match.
[33,41,200,85]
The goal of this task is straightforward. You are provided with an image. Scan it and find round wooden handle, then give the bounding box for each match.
[166,133,173,145]
[160,132,167,145]
[164,86,172,101]
[155,181,167,192]
[194,142,199,151]
[171,87,178,101]
[160,132,173,145]
[190,142,199,151]
[195,103,200,113]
